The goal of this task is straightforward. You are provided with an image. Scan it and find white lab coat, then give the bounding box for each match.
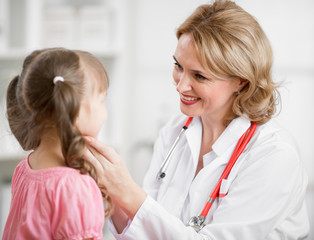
[109,115,309,239]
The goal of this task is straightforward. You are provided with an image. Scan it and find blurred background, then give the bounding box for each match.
[0,0,313,239]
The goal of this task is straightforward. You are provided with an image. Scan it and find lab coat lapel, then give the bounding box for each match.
[157,116,202,217]
[188,116,252,219]
[185,116,202,170]
[212,117,251,157]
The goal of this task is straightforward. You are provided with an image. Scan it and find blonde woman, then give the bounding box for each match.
[85,1,309,239]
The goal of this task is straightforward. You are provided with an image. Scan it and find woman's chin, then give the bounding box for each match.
[180,107,198,117]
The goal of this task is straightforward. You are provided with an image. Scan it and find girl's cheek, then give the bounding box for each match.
[103,107,108,122]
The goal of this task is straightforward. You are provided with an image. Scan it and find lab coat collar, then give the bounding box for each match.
[212,116,251,157]
[185,116,251,168]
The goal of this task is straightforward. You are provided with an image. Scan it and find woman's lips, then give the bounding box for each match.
[180,94,200,105]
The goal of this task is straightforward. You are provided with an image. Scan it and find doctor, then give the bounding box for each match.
[84,0,310,239]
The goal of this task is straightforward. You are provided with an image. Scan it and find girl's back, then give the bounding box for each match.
[3,157,104,240]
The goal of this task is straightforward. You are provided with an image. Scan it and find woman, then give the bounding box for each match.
[84,1,309,239]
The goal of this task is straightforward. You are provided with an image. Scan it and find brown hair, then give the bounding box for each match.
[176,0,280,123]
[6,48,113,216]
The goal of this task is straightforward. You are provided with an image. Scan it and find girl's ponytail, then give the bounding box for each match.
[6,75,41,150]
[53,77,113,216]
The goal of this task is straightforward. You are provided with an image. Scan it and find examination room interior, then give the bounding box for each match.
[0,0,313,239]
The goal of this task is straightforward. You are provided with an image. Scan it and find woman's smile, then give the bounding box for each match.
[180,93,200,105]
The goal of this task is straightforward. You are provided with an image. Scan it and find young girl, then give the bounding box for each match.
[2,48,113,240]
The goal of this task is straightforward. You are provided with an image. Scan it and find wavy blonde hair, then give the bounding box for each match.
[6,48,113,216]
[176,0,280,124]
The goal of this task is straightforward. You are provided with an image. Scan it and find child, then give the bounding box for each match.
[2,48,113,240]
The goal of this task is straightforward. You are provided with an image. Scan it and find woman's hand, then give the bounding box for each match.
[83,136,147,220]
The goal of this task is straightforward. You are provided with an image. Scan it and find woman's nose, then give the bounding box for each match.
[176,74,192,92]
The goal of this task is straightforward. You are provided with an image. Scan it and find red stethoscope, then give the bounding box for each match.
[156,117,257,231]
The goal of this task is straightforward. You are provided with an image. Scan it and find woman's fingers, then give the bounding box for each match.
[88,145,113,168]
[83,148,104,177]
[85,136,120,163]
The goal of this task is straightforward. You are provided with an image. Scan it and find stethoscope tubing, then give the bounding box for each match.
[156,117,193,180]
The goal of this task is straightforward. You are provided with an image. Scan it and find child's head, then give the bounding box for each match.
[6,47,112,215]
[7,47,109,149]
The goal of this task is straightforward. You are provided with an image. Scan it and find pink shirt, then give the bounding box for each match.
[2,156,104,240]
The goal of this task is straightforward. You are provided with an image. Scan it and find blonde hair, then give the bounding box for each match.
[6,48,113,216]
[176,0,280,123]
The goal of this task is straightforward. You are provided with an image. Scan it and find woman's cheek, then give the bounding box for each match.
[172,68,180,85]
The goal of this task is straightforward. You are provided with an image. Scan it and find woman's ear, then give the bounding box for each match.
[237,78,248,92]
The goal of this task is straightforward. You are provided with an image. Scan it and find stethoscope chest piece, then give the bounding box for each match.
[188,215,205,232]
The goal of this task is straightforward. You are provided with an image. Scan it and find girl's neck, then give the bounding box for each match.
[28,129,66,170]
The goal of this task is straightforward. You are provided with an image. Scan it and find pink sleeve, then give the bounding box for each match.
[10,159,26,198]
[51,173,105,240]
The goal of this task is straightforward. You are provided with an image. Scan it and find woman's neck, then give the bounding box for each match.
[200,115,228,147]
[28,129,66,170]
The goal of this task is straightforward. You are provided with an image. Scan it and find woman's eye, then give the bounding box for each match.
[174,62,182,70]
[195,73,207,80]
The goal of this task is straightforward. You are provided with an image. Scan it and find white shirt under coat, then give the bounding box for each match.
[109,115,310,239]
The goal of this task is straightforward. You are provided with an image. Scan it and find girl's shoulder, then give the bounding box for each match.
[45,165,105,239]
[13,157,101,198]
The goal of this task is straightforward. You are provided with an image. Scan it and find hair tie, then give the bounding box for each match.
[53,76,64,84]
